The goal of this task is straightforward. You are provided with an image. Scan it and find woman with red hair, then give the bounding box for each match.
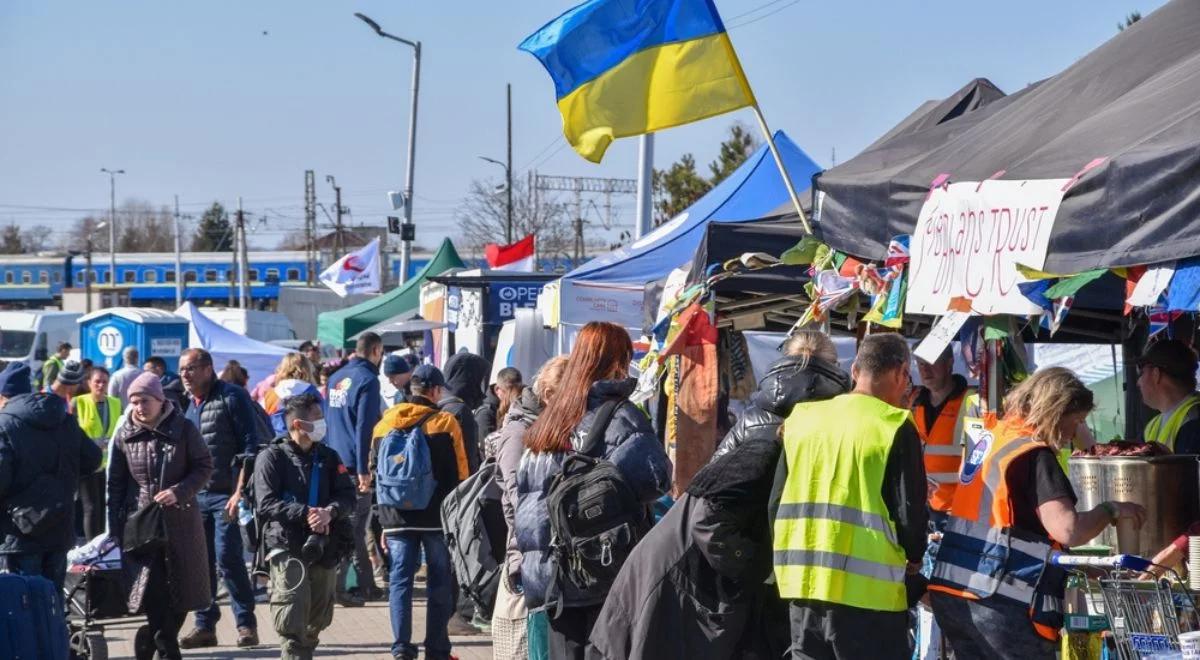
[514,322,671,659]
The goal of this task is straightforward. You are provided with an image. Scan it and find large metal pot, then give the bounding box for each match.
[1069,455,1200,555]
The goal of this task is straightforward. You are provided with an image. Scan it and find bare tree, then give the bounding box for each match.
[62,200,174,253]
[456,177,573,265]
[62,215,110,253]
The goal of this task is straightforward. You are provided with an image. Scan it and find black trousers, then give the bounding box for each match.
[142,553,188,660]
[788,600,909,660]
[78,470,106,541]
[548,604,603,660]
[336,481,377,593]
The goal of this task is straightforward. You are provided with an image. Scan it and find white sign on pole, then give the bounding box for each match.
[1127,262,1176,308]
[913,311,972,364]
[907,179,1070,315]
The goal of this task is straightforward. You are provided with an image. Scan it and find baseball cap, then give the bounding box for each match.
[383,354,411,377]
[1138,340,1199,381]
[411,364,446,388]
[56,360,85,387]
[0,362,32,397]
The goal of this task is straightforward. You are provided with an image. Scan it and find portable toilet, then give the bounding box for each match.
[78,308,189,372]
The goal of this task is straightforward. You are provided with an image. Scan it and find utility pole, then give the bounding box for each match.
[99,168,124,302]
[534,174,637,267]
[174,195,183,307]
[327,175,344,260]
[237,197,249,309]
[635,134,654,239]
[85,234,94,314]
[304,170,317,285]
[506,83,514,244]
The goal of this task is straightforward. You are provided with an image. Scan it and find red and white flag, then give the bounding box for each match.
[485,234,536,272]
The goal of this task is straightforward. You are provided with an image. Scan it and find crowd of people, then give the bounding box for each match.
[2,321,1191,660]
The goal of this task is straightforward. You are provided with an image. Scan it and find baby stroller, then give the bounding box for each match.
[63,535,150,660]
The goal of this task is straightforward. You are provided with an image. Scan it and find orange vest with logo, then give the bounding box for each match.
[913,389,971,513]
[929,417,1067,641]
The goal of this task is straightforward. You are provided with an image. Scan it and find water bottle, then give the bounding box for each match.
[238,498,254,526]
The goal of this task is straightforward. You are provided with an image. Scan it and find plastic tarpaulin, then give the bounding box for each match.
[175,302,290,390]
[318,239,465,349]
[800,0,1200,272]
[560,131,820,324]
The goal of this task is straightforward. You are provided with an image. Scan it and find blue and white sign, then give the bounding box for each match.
[488,281,546,323]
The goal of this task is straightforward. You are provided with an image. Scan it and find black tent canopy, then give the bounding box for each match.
[792,0,1200,273]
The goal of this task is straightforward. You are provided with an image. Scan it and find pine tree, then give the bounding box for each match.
[191,202,232,251]
[652,123,760,225]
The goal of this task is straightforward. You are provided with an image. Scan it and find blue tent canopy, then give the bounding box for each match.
[564,131,820,286]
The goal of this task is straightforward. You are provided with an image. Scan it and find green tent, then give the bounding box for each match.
[318,238,465,349]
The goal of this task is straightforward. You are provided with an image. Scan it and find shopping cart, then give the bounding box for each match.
[1053,553,1200,659]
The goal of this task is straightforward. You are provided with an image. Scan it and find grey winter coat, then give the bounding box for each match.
[515,378,672,610]
[711,355,850,461]
[591,438,789,660]
[108,402,214,613]
[487,387,541,583]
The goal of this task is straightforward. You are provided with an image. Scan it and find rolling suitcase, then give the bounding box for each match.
[0,571,69,659]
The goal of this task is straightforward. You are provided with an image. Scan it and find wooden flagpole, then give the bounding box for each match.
[750,104,813,235]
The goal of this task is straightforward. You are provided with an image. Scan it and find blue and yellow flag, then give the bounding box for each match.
[520,0,756,163]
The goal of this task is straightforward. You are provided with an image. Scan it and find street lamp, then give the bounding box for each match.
[99,168,124,301]
[479,156,513,243]
[354,12,421,284]
[85,221,108,314]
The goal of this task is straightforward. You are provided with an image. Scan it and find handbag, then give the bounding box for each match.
[122,440,169,559]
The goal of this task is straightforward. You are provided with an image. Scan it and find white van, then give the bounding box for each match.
[198,308,297,343]
[0,310,82,378]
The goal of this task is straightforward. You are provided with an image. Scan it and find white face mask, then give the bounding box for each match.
[306,419,327,444]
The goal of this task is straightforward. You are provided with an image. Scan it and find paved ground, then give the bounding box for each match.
[91,593,493,660]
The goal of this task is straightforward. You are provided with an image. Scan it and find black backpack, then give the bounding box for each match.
[545,399,649,608]
[440,458,507,616]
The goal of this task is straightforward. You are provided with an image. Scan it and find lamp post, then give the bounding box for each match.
[85,221,108,314]
[355,12,420,284]
[99,168,124,303]
[479,156,513,244]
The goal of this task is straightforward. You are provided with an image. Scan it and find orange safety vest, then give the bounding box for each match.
[928,417,1067,641]
[913,389,972,513]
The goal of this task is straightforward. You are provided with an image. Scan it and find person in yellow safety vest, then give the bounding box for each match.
[772,333,928,660]
[1136,339,1200,452]
[39,341,71,392]
[910,348,978,660]
[928,368,1145,660]
[71,365,122,540]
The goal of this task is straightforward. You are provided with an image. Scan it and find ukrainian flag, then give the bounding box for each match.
[520,0,756,163]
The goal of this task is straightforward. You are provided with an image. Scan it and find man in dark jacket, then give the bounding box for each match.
[473,367,522,440]
[178,347,262,649]
[374,364,469,660]
[254,392,356,660]
[0,362,102,598]
[712,348,850,461]
[439,349,489,473]
[325,332,385,605]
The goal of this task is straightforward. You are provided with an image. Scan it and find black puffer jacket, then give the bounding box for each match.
[183,379,264,494]
[0,393,102,554]
[253,435,357,566]
[711,355,850,461]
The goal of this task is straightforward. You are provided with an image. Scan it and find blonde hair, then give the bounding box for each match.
[532,356,570,406]
[782,329,838,369]
[275,352,315,384]
[1004,367,1094,448]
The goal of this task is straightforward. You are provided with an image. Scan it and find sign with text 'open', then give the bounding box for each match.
[906,178,1069,315]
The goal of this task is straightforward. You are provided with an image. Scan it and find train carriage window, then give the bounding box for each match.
[249,268,259,282]
[185,271,198,283]
[165,270,176,283]
[39,271,49,284]
[205,269,218,283]
[21,271,32,284]
[286,268,300,281]
[98,271,108,284]
[266,268,280,282]
[124,270,136,284]
[4,272,13,284]
[144,270,157,283]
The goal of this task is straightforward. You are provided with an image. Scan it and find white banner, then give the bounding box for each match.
[559,279,646,331]
[319,238,381,297]
[907,179,1069,315]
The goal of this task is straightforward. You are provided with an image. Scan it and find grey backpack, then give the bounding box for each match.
[440,458,507,614]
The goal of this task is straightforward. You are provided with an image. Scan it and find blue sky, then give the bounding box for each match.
[0,0,1163,252]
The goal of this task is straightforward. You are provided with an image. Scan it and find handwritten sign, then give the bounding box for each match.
[907,179,1069,315]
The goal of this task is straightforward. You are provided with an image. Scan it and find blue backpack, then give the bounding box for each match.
[376,411,440,510]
